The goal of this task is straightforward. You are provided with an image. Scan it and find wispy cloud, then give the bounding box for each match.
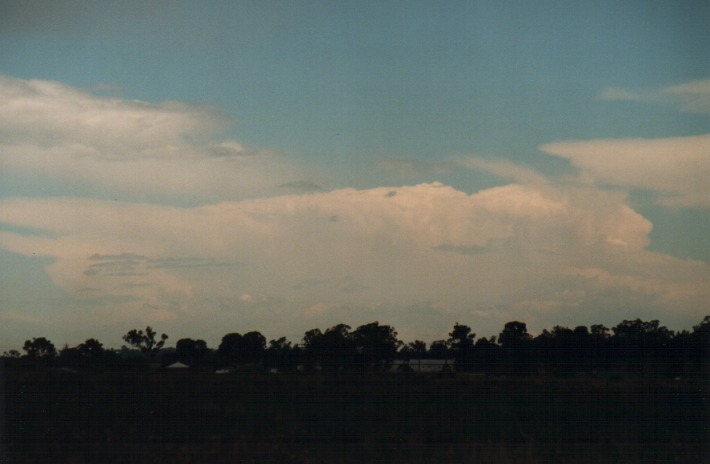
[457,157,549,185]
[664,79,710,114]
[599,78,710,114]
[598,87,653,103]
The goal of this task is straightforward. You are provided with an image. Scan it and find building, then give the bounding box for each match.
[391,359,455,373]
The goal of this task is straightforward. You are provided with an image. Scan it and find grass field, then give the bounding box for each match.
[3,368,708,463]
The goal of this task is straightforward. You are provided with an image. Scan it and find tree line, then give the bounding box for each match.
[4,317,709,377]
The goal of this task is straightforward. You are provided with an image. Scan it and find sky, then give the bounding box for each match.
[1,0,709,351]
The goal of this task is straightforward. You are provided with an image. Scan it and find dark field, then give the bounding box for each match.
[3,368,708,463]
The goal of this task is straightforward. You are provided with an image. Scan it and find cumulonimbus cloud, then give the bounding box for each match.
[1,75,708,344]
[1,181,707,341]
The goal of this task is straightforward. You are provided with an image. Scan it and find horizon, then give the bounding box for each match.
[1,1,709,353]
[6,315,707,355]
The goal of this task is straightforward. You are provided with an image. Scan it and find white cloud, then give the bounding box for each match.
[540,134,710,208]
[1,181,707,343]
[0,75,708,346]
[0,74,311,203]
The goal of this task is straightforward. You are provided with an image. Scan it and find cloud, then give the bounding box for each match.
[0,74,313,203]
[1,74,708,345]
[457,157,549,186]
[1,181,707,342]
[598,87,651,103]
[540,134,710,209]
[664,79,710,114]
[599,78,710,114]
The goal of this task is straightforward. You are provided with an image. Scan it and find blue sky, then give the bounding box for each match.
[1,1,709,350]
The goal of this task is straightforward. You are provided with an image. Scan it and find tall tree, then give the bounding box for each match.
[353,321,401,372]
[22,337,56,359]
[176,338,210,364]
[429,340,450,359]
[498,321,530,348]
[218,333,243,365]
[400,340,427,359]
[218,331,266,365]
[302,324,355,372]
[265,337,300,371]
[448,323,476,371]
[122,327,168,355]
[498,321,532,374]
[241,331,267,364]
[612,319,673,340]
[76,338,105,358]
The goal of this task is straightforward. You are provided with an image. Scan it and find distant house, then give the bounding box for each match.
[166,361,189,369]
[391,359,455,373]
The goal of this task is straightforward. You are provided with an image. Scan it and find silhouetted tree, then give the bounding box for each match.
[609,319,675,375]
[64,338,115,367]
[400,340,427,360]
[218,331,266,366]
[175,338,210,365]
[122,327,168,355]
[429,340,450,359]
[691,316,710,338]
[2,349,21,358]
[498,321,530,348]
[22,337,56,359]
[76,338,108,361]
[302,324,355,372]
[448,323,475,371]
[352,321,401,372]
[241,331,267,364]
[687,316,709,374]
[498,321,533,374]
[218,333,243,365]
[612,319,673,340]
[265,337,300,371]
[8,316,707,377]
[473,337,500,374]
[532,325,594,374]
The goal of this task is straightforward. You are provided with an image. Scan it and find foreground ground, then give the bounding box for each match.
[3,367,708,463]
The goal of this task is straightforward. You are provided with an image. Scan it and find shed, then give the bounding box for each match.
[167,361,189,369]
[391,359,455,373]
